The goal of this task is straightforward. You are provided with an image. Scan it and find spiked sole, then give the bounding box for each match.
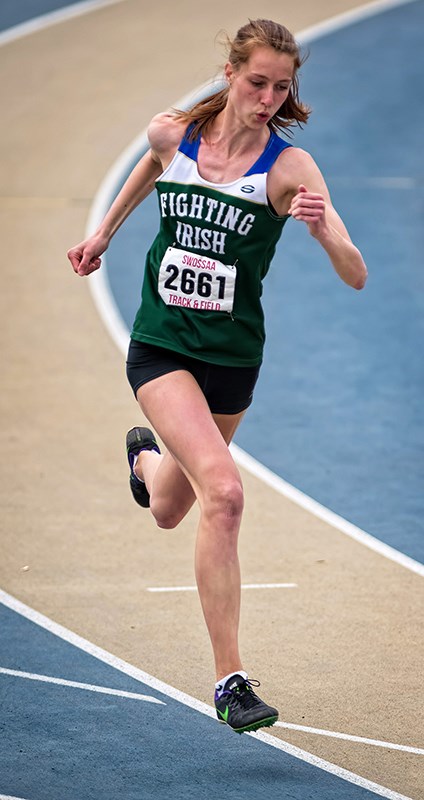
[217,715,278,734]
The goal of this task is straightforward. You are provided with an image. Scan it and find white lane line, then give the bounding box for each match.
[0,589,414,800]
[297,0,420,43]
[0,795,31,800]
[147,583,297,593]
[0,0,126,48]
[230,445,424,578]
[275,722,424,756]
[0,666,164,705]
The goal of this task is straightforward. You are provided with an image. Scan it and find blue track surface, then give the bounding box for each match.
[104,0,424,565]
[0,603,386,799]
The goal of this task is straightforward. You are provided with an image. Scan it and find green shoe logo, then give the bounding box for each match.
[217,706,229,723]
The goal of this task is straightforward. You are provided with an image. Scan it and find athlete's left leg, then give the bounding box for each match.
[134,369,246,679]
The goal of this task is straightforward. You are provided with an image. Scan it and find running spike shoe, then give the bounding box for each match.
[126,427,160,507]
[214,674,279,734]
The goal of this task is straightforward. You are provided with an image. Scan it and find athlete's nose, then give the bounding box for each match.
[261,87,274,108]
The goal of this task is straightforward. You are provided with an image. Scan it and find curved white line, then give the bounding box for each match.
[85,0,423,577]
[0,796,30,800]
[0,0,127,48]
[297,0,420,42]
[230,444,424,577]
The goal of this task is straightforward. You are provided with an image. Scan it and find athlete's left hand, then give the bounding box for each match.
[288,184,328,238]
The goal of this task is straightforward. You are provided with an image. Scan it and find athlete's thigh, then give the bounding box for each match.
[136,370,240,491]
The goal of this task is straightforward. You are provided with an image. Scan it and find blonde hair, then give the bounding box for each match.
[175,19,310,141]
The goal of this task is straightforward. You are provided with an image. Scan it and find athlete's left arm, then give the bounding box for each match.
[281,149,368,290]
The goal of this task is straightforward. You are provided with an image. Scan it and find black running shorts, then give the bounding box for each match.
[126,340,260,415]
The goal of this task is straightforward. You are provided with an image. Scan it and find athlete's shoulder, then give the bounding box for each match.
[148,112,187,159]
[268,145,328,210]
[274,145,324,185]
[277,145,314,167]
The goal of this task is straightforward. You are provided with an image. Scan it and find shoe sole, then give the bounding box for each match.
[217,714,279,734]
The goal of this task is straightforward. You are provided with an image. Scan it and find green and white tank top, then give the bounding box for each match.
[131,125,292,366]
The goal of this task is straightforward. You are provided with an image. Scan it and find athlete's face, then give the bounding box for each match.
[226,46,294,128]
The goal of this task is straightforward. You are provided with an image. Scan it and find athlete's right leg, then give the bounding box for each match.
[133,403,245,529]
[134,444,196,529]
[134,369,245,531]
[132,369,215,529]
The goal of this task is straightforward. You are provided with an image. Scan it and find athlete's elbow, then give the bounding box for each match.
[353,266,368,290]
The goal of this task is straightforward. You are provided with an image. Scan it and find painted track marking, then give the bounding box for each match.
[146,583,297,592]
[231,445,424,577]
[0,795,31,800]
[275,722,424,756]
[297,0,421,42]
[0,0,127,48]
[0,667,164,704]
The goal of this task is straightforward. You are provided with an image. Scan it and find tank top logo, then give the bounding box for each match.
[159,190,256,257]
[240,185,255,194]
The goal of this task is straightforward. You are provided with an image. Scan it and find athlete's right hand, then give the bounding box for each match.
[67,234,109,276]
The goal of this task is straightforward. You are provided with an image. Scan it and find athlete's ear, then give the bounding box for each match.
[224,61,234,86]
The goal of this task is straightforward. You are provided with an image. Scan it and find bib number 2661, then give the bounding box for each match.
[158,247,236,313]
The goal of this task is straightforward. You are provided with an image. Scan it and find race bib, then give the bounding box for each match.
[158,247,236,313]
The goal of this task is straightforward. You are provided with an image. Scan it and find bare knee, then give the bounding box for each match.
[149,463,244,531]
[203,474,244,529]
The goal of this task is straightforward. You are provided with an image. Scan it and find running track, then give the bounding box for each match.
[1,3,422,800]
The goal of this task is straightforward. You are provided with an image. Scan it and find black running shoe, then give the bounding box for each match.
[214,674,279,734]
[126,427,160,508]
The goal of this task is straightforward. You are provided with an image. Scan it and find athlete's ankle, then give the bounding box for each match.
[216,664,245,683]
[133,453,145,482]
[134,449,160,483]
[215,670,247,698]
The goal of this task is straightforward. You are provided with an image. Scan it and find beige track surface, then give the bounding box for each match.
[1,1,422,797]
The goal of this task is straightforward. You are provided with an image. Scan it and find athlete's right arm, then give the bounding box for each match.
[68,113,186,276]
[67,114,179,276]
[67,147,163,276]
